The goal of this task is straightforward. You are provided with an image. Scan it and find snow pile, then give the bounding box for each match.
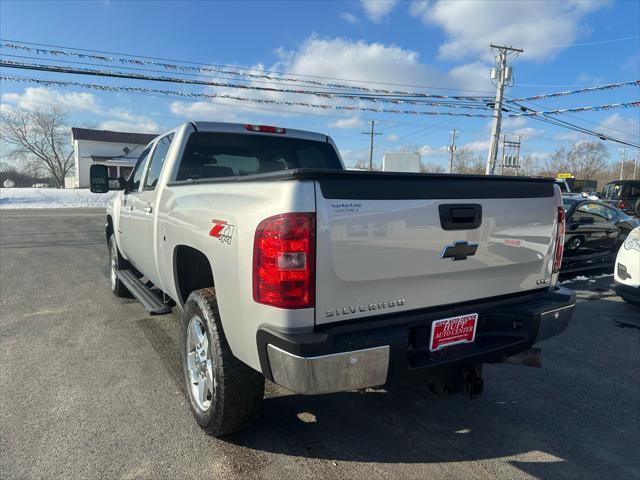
[0,188,115,209]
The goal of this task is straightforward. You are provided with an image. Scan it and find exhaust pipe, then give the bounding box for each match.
[502,348,542,368]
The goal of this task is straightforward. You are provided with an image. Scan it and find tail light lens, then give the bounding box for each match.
[618,200,626,210]
[552,207,565,274]
[253,213,315,309]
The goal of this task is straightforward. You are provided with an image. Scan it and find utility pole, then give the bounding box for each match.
[448,129,458,173]
[361,120,382,171]
[633,151,638,180]
[619,148,626,180]
[485,44,523,175]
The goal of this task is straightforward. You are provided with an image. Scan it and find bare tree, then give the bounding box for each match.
[544,141,609,181]
[1,107,74,188]
[420,161,446,173]
[451,148,485,174]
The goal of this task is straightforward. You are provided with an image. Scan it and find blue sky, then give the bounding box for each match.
[1,0,639,170]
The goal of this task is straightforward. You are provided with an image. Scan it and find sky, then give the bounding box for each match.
[1,0,639,170]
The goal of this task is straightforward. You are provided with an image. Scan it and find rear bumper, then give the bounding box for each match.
[615,281,640,302]
[258,286,576,395]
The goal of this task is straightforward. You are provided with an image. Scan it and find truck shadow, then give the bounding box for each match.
[223,379,636,479]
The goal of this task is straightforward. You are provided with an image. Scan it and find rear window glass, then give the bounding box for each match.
[176,132,342,181]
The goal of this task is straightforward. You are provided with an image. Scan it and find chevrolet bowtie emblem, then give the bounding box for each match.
[441,241,478,261]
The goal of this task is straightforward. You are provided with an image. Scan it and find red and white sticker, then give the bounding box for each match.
[209,219,235,245]
[429,313,478,352]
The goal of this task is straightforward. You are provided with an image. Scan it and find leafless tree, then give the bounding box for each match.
[420,161,446,173]
[544,141,610,181]
[451,148,485,174]
[1,107,74,188]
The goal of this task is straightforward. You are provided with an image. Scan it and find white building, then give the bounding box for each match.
[67,128,158,188]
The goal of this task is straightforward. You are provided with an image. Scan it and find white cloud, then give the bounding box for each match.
[513,127,544,139]
[328,116,364,129]
[99,119,159,133]
[169,99,244,123]
[599,113,640,143]
[410,0,609,61]
[170,36,501,122]
[447,61,493,92]
[417,144,447,157]
[1,87,160,133]
[2,87,99,112]
[460,140,490,153]
[386,133,400,141]
[275,37,449,89]
[360,0,398,22]
[340,12,358,23]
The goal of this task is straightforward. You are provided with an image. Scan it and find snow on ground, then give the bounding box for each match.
[0,188,115,209]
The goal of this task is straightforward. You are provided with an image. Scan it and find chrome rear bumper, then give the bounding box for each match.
[267,344,389,395]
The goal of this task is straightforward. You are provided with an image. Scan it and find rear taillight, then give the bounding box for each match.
[253,213,315,309]
[552,207,565,274]
[245,124,286,134]
[618,200,626,210]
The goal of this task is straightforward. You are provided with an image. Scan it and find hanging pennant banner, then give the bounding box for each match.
[0,75,493,118]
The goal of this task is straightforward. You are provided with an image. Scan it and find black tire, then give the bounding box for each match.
[620,295,640,306]
[180,288,264,436]
[108,235,131,298]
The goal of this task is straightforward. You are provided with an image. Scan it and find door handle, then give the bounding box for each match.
[143,206,153,214]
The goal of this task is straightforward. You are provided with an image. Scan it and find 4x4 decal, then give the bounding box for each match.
[209,219,235,245]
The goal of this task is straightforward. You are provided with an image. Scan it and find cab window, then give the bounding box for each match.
[144,134,174,190]
[128,148,151,192]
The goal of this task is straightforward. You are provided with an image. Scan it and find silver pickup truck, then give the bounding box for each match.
[90,121,575,436]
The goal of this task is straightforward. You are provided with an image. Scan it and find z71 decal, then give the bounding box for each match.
[209,219,235,244]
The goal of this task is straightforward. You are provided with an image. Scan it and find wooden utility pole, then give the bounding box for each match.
[485,44,523,175]
[362,120,381,171]
[448,129,458,173]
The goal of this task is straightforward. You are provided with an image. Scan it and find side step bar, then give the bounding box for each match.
[116,270,172,315]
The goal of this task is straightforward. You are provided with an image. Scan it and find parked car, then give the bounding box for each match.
[561,198,640,272]
[614,227,640,305]
[600,180,640,217]
[89,121,575,436]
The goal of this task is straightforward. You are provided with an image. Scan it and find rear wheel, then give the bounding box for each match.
[180,288,264,436]
[108,235,130,297]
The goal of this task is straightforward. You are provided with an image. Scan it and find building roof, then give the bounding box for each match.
[71,127,158,145]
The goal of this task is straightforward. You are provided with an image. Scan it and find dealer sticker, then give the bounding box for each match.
[429,313,478,352]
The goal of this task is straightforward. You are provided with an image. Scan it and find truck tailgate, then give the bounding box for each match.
[314,173,559,325]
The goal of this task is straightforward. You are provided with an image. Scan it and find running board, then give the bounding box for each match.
[116,270,172,315]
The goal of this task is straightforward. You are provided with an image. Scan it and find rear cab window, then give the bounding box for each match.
[175,132,342,181]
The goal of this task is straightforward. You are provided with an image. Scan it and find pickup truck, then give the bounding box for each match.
[90,121,576,436]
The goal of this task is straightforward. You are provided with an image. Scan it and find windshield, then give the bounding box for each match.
[562,198,579,212]
[176,132,343,181]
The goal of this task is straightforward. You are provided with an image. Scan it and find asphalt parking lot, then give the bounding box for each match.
[1,209,639,480]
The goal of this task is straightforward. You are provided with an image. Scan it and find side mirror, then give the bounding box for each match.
[89,165,110,193]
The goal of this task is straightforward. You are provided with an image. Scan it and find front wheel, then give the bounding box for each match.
[180,288,264,436]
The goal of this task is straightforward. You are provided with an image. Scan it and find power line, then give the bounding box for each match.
[0,38,496,95]
[508,100,639,116]
[510,79,639,102]
[0,74,493,118]
[520,35,640,49]
[0,60,493,109]
[504,102,640,149]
